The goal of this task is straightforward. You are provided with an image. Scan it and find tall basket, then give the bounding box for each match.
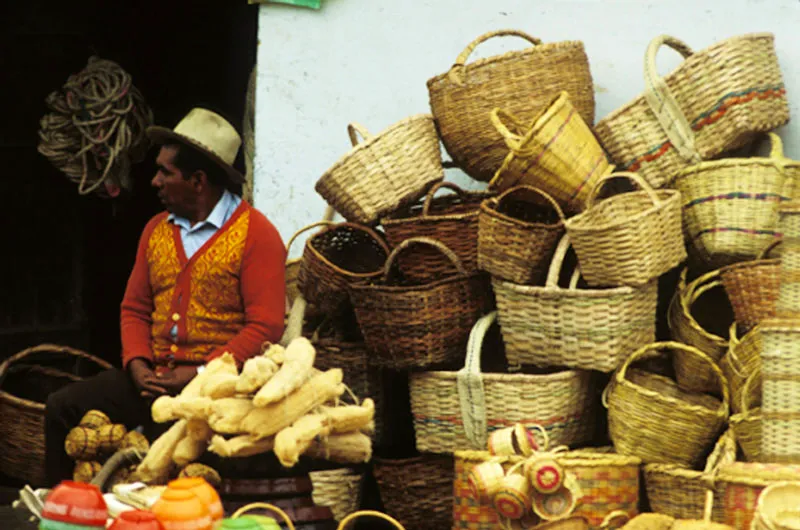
[720,240,781,333]
[760,319,800,464]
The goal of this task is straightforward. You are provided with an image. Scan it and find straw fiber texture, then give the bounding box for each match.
[720,323,762,416]
[668,268,731,394]
[493,235,657,372]
[714,462,800,529]
[776,204,800,319]
[349,237,493,370]
[409,312,597,454]
[309,468,363,523]
[453,450,641,530]
[489,92,610,212]
[315,116,443,225]
[751,482,800,530]
[373,455,453,530]
[671,134,793,269]
[729,369,762,463]
[477,186,565,285]
[427,30,594,182]
[595,33,788,190]
[720,242,781,333]
[564,172,686,287]
[606,342,729,468]
[381,181,493,283]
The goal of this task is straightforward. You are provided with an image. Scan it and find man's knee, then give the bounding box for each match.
[45,382,78,425]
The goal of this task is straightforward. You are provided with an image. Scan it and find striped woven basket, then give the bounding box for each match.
[409,312,597,454]
[729,368,762,463]
[309,468,364,523]
[453,450,641,530]
[760,319,800,464]
[595,33,788,190]
[315,117,443,225]
[493,234,657,373]
[714,462,800,529]
[751,482,800,530]
[489,92,612,212]
[720,323,761,416]
[671,133,794,269]
[427,29,595,183]
[720,241,781,333]
[776,203,800,318]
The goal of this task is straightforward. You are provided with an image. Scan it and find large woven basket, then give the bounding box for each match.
[714,462,800,529]
[671,133,794,269]
[373,455,453,530]
[315,117,443,225]
[453,450,641,530]
[477,186,565,285]
[349,237,493,370]
[729,368,762,463]
[427,29,594,183]
[720,323,762,416]
[297,222,390,315]
[0,344,111,486]
[668,268,732,394]
[564,171,686,287]
[720,241,781,333]
[409,311,597,454]
[493,235,657,372]
[489,92,611,212]
[381,181,493,283]
[760,319,800,464]
[309,468,364,523]
[595,33,788,189]
[606,341,729,468]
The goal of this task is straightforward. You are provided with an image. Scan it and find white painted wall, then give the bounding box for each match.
[254,0,800,256]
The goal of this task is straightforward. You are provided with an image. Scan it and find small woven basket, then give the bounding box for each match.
[489,92,611,211]
[381,181,493,282]
[751,482,800,530]
[493,235,658,372]
[760,319,800,464]
[477,185,565,285]
[309,468,364,523]
[315,117,444,225]
[720,240,781,333]
[720,323,762,416]
[606,341,730,468]
[427,29,595,183]
[0,344,111,486]
[671,133,794,269]
[564,171,686,287]
[297,222,390,315]
[668,268,732,394]
[595,33,788,189]
[349,237,493,370]
[409,311,597,454]
[729,368,763,463]
[285,206,336,310]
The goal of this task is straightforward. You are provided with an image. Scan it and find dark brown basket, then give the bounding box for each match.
[349,237,493,370]
[373,455,454,530]
[477,185,565,285]
[298,222,390,315]
[720,240,781,333]
[381,181,493,283]
[0,344,111,486]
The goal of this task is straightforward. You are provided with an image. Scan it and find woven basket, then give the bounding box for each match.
[720,323,761,416]
[606,341,730,468]
[427,29,594,183]
[297,222,390,315]
[668,268,732,394]
[715,462,800,529]
[564,171,686,287]
[493,234,657,372]
[309,468,364,523]
[373,455,453,530]
[776,203,800,319]
[349,237,493,370]
[409,311,597,454]
[760,319,800,464]
[453,450,641,530]
[595,33,788,189]
[315,117,443,225]
[285,206,336,310]
[751,482,800,530]
[381,181,493,283]
[0,344,111,486]
[730,368,762,463]
[671,133,793,269]
[477,186,565,285]
[489,92,611,212]
[720,241,781,333]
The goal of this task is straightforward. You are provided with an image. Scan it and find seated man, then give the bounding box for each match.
[45,108,286,484]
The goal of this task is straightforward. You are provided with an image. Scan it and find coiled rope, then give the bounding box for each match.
[37,56,154,198]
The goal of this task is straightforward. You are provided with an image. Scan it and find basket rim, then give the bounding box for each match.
[454,449,641,467]
[597,32,777,124]
[564,189,681,233]
[349,269,485,294]
[479,197,565,231]
[381,189,494,226]
[719,257,779,276]
[672,157,800,183]
[670,269,729,349]
[373,455,452,466]
[411,367,588,384]
[643,462,706,480]
[758,317,800,332]
[491,275,652,299]
[305,223,390,279]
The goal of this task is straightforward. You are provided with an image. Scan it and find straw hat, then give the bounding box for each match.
[147,108,244,184]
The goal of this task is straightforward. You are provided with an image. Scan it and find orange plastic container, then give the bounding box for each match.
[151,489,212,530]
[167,478,224,522]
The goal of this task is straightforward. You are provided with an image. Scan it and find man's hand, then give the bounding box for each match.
[156,366,198,396]
[128,358,167,399]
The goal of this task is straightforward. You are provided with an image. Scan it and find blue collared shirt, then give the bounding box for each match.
[167,189,242,260]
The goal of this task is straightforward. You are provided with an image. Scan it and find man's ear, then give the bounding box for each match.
[190,170,208,190]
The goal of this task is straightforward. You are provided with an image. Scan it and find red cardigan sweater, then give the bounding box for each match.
[120,202,286,369]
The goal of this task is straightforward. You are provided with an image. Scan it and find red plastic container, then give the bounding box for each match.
[41,481,107,528]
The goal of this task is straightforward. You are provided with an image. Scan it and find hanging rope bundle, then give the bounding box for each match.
[38,56,154,198]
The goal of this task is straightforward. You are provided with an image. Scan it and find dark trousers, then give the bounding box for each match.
[44,368,155,485]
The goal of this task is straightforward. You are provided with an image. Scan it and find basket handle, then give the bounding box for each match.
[758,238,783,259]
[347,123,373,147]
[490,107,529,152]
[702,428,737,476]
[337,510,406,530]
[285,219,336,255]
[382,237,466,281]
[600,510,631,529]
[495,185,566,223]
[457,311,498,449]
[448,29,542,85]
[724,323,746,378]
[0,344,112,390]
[585,171,661,209]
[544,234,582,290]
[740,367,762,415]
[232,502,296,530]
[682,269,723,311]
[421,181,468,217]
[643,35,701,164]
[617,341,730,415]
